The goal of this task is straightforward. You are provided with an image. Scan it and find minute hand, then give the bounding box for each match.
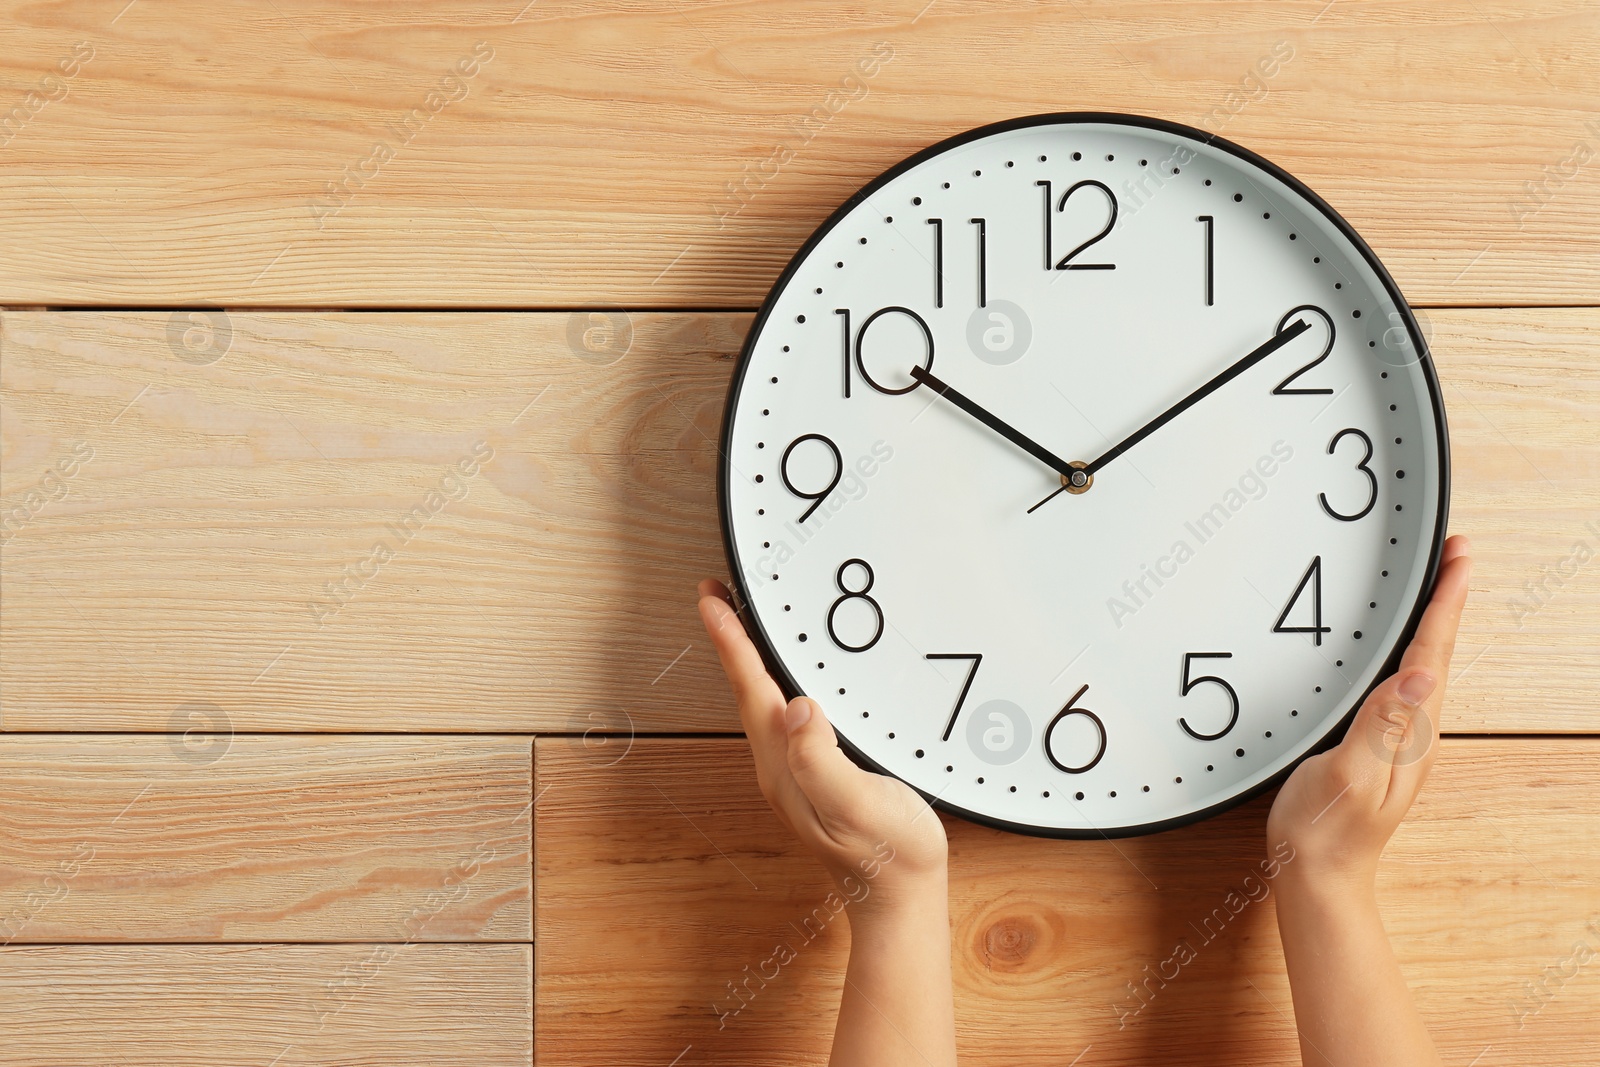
[1082,318,1310,477]
[909,365,1076,477]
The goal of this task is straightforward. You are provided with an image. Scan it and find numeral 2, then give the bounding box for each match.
[1272,305,1335,395]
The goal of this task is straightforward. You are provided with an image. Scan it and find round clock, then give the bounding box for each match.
[717,113,1449,838]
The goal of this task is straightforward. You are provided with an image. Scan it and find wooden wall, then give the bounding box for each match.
[2,2,1596,1064]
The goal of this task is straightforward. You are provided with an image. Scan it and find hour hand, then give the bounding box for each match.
[909,365,1077,479]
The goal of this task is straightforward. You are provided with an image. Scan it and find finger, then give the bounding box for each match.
[1388,543,1472,767]
[697,589,786,718]
[1323,543,1472,807]
[1331,668,1437,809]
[783,697,868,844]
[1384,541,1473,806]
[1440,533,1471,567]
[697,587,813,826]
[1397,535,1473,679]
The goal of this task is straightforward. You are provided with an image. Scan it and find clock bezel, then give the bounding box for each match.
[715,111,1451,839]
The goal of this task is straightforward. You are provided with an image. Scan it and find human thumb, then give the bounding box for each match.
[1349,668,1437,772]
[783,696,863,817]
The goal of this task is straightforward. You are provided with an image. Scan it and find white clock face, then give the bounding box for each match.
[719,114,1448,837]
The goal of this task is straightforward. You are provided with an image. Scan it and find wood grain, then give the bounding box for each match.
[2,308,1595,732]
[1,2,1597,307]
[1,5,1593,1062]
[535,737,1600,1067]
[0,736,532,942]
[0,944,532,1066]
[1432,308,1600,731]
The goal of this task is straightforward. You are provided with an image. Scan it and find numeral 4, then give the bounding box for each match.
[1274,556,1332,646]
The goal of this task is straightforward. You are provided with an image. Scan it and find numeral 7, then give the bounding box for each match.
[927,653,983,741]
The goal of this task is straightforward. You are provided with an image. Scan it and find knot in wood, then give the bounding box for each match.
[982,915,1038,967]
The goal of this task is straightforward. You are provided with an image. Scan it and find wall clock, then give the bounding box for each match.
[717,113,1449,838]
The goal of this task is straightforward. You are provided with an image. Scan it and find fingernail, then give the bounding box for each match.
[1398,671,1435,706]
[704,598,730,629]
[785,698,812,733]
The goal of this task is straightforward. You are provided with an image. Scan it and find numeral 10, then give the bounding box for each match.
[833,306,935,399]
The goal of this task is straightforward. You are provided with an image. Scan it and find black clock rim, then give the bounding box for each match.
[715,110,1452,841]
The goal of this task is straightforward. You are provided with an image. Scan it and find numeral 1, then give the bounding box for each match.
[1036,181,1053,270]
[969,217,987,307]
[926,218,943,308]
[834,307,851,398]
[1197,215,1214,306]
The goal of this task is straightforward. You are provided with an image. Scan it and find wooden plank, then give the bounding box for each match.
[534,737,1599,1067]
[1435,307,1600,733]
[0,309,736,732]
[0,2,1596,307]
[2,308,1595,732]
[0,736,531,942]
[0,944,531,1066]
